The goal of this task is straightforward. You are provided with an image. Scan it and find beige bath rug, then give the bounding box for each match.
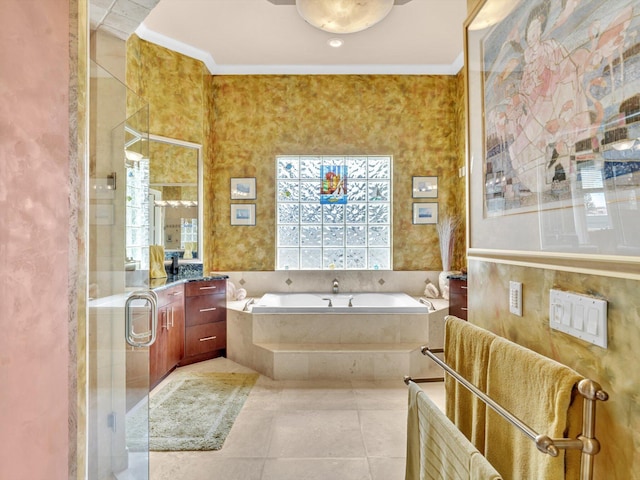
[128,372,258,451]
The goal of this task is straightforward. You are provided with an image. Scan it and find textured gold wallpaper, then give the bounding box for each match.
[205,75,466,272]
[126,35,206,144]
[468,259,639,478]
[125,38,466,273]
[149,141,198,185]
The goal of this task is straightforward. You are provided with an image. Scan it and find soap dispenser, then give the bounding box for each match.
[171,255,179,275]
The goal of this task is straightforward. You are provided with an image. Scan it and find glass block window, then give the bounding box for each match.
[276,155,392,270]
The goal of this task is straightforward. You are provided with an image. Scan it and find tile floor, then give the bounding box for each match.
[149,357,445,480]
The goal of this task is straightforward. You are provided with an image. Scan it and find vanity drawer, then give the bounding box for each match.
[185,279,226,297]
[156,284,184,307]
[448,277,468,320]
[449,278,468,298]
[185,295,226,326]
[184,322,226,356]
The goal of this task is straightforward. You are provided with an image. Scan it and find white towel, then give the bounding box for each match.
[406,381,501,480]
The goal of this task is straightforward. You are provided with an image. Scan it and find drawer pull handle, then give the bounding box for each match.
[199,286,217,290]
[461,307,468,311]
[199,336,217,342]
[172,291,183,296]
[199,307,217,312]
[461,286,468,290]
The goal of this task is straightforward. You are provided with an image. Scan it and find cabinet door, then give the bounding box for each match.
[166,298,185,368]
[149,306,169,387]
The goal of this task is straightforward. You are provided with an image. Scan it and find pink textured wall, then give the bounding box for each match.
[0,1,71,478]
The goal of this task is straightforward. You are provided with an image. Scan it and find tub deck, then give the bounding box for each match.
[227,296,448,381]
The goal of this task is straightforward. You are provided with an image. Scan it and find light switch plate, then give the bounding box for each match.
[509,281,522,316]
[549,289,608,348]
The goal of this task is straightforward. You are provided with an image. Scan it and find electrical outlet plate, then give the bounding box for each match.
[549,289,608,348]
[509,281,522,316]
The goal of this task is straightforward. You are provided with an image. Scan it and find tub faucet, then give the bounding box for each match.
[322,297,333,307]
[332,279,339,294]
[419,297,436,311]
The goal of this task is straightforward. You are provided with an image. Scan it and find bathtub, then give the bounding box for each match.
[250,292,431,314]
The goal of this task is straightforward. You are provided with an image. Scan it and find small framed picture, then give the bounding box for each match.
[230,204,256,226]
[231,177,257,200]
[412,176,438,198]
[413,203,438,225]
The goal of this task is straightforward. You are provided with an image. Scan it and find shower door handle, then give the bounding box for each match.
[125,290,158,347]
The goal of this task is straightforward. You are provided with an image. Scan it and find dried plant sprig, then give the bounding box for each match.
[436,215,459,271]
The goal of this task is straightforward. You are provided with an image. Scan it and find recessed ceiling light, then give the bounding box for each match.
[327,38,344,48]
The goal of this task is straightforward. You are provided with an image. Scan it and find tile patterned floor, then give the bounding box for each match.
[150,357,445,480]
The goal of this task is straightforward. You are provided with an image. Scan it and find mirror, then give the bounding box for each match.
[147,134,203,263]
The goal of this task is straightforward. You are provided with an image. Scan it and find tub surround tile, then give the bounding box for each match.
[227,291,446,381]
[221,270,442,297]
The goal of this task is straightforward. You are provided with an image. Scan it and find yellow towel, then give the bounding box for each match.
[484,337,583,480]
[406,381,497,480]
[444,316,497,454]
[149,245,167,279]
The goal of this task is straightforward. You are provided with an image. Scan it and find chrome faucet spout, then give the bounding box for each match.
[419,297,436,311]
[332,279,339,294]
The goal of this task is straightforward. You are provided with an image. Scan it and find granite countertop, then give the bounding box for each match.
[89,274,228,308]
[149,273,229,291]
[447,273,467,281]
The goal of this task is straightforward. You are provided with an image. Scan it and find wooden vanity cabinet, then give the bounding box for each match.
[150,283,185,388]
[448,276,468,320]
[180,278,227,365]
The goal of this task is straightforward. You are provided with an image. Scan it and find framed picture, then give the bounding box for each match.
[412,176,438,198]
[466,0,640,274]
[230,204,256,226]
[230,177,256,200]
[412,203,438,225]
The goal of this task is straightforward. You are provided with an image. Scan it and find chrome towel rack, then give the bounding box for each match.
[407,346,609,480]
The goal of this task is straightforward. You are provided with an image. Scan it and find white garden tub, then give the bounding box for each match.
[250,292,431,314]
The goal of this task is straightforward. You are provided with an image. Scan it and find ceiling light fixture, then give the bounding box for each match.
[327,37,344,48]
[468,0,516,31]
[296,0,394,34]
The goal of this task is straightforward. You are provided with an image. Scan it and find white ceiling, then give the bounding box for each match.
[132,0,468,75]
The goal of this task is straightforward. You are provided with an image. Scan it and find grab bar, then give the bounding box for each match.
[419,345,608,478]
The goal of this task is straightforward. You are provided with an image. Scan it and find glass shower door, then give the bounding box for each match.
[88,59,152,480]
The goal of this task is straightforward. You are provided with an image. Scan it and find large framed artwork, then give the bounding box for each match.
[466,0,640,274]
